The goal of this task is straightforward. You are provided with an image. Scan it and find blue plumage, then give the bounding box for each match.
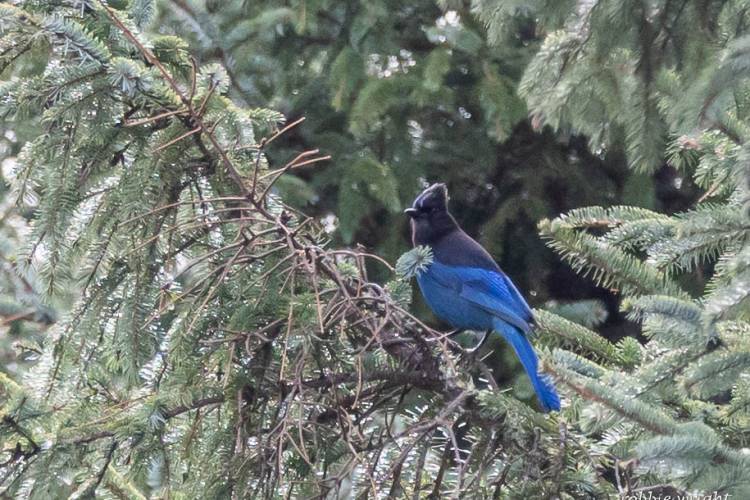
[493,319,561,412]
[406,184,560,412]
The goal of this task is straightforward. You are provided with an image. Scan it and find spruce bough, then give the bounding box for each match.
[0,1,748,498]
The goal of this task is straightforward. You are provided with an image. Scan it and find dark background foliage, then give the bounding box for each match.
[153,0,696,337]
[3,1,747,497]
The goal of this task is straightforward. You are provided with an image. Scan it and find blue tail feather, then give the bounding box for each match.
[493,319,561,412]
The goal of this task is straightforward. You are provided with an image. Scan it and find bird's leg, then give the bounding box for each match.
[446,329,490,353]
[464,330,490,353]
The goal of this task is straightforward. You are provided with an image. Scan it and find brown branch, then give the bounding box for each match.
[70,395,224,446]
[81,8,523,496]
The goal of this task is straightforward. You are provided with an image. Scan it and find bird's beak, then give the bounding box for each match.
[404,207,418,218]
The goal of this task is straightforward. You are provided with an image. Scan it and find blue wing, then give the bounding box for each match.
[420,261,533,334]
[460,271,533,333]
[417,261,560,412]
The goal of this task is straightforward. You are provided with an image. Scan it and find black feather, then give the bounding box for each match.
[408,184,498,271]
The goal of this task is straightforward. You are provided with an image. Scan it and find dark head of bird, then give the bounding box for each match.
[404,183,459,246]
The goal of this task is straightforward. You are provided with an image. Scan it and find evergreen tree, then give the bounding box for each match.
[477,0,750,497]
[0,69,56,376]
[150,0,641,302]
[150,0,661,402]
[0,1,748,499]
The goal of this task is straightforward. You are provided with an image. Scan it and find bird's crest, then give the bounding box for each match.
[411,183,448,210]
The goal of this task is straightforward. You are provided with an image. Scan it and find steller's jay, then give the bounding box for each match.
[405,183,560,412]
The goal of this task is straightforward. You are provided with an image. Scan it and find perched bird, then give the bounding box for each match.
[405,183,560,412]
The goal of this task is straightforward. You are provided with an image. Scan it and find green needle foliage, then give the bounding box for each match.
[0,1,748,499]
[150,0,640,305]
[1,2,592,497]
[501,0,750,496]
